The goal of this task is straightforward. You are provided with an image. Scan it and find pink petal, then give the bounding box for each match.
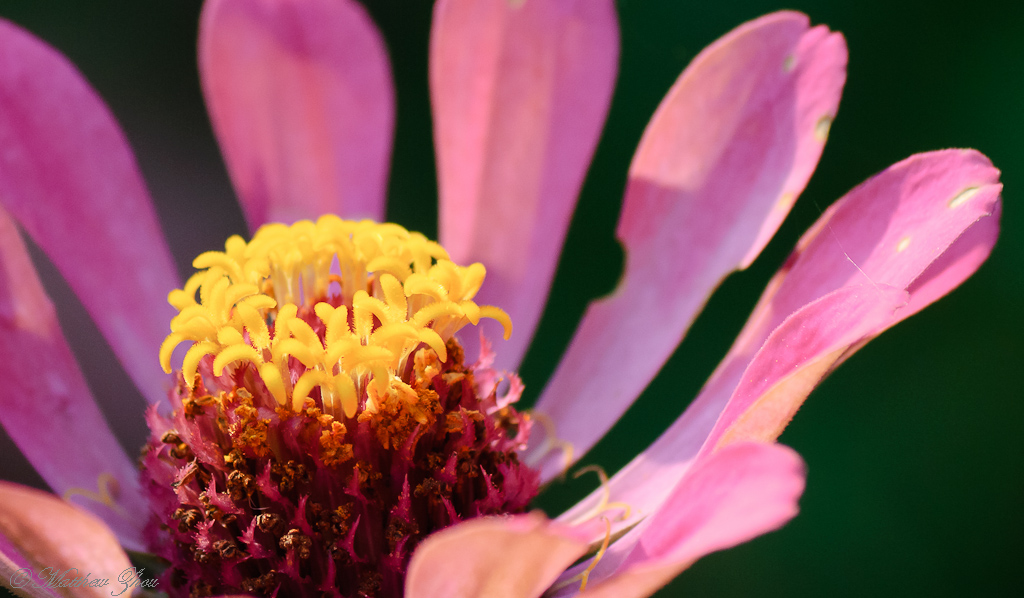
[664,149,1001,468]
[0,209,147,550]
[530,11,847,477]
[0,482,134,598]
[700,284,908,455]
[1,533,59,598]
[431,0,619,368]
[0,19,180,406]
[902,188,1001,313]
[568,443,804,597]
[741,149,1000,339]
[200,0,394,228]
[405,512,590,598]
[553,287,903,574]
[560,149,1000,530]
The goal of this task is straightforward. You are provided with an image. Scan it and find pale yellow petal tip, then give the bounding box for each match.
[479,306,513,340]
[167,289,192,310]
[292,371,324,412]
[212,343,262,376]
[182,341,218,388]
[333,374,358,419]
[259,364,288,407]
[419,328,447,363]
[158,334,182,374]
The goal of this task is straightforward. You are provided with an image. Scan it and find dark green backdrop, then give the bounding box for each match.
[0,1,1020,596]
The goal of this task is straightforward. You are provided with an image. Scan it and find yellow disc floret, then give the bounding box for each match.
[160,217,511,419]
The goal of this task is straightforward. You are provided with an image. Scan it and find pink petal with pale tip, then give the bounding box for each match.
[556,443,804,598]
[739,149,1000,340]
[655,149,1001,471]
[431,0,619,369]
[530,11,847,478]
[0,209,147,551]
[405,512,590,598]
[0,483,134,598]
[559,149,1000,533]
[0,19,180,406]
[200,0,394,228]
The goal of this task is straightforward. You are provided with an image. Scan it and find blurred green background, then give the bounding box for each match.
[0,1,1020,596]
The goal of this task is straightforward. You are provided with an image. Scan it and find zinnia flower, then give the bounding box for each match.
[0,1,1001,597]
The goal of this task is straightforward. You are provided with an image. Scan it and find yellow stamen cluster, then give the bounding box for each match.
[160,217,511,419]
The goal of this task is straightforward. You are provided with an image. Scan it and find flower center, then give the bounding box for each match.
[159,217,511,419]
[142,217,537,598]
